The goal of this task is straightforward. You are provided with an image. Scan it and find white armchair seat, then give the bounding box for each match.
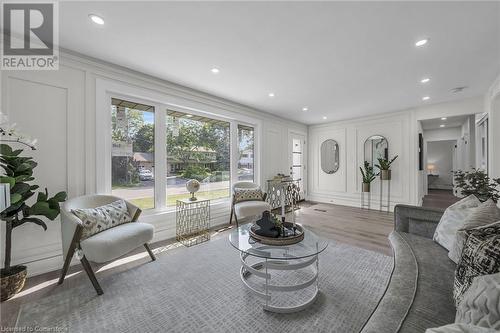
[234,200,271,220]
[80,222,154,263]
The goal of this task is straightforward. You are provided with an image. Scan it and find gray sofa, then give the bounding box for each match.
[361,205,457,333]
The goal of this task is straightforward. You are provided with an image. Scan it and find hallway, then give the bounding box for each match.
[422,189,460,210]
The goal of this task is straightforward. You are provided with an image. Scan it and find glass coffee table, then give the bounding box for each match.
[229,224,328,313]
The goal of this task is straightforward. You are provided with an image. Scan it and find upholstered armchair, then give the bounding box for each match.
[58,195,155,295]
[229,182,272,228]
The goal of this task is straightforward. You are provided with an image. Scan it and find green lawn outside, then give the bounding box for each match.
[129,188,230,209]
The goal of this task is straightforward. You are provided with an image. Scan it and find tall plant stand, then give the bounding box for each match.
[379,179,391,212]
[361,186,371,209]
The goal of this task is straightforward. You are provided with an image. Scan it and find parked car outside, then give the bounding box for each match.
[139,169,154,181]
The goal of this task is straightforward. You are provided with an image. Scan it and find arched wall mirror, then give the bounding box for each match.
[320,139,340,174]
[364,135,388,171]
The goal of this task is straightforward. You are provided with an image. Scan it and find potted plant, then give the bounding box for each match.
[0,133,67,301]
[376,155,398,180]
[453,169,500,202]
[360,161,377,192]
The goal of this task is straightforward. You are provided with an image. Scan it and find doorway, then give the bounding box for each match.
[289,132,306,200]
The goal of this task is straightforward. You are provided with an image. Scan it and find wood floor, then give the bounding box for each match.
[0,202,394,328]
[422,189,460,210]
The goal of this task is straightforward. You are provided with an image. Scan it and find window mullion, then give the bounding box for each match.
[155,105,167,209]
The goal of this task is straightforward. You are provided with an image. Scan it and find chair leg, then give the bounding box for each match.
[80,256,103,295]
[144,243,156,261]
[58,247,75,285]
[234,213,239,229]
[229,205,234,225]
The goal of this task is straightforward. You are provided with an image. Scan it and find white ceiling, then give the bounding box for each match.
[421,115,470,130]
[59,1,500,124]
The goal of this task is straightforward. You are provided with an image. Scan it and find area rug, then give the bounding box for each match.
[16,238,392,333]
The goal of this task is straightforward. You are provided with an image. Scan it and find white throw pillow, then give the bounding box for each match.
[425,324,496,333]
[433,195,481,251]
[448,200,500,263]
[455,273,500,331]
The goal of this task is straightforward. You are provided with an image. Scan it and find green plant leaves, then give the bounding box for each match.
[10,193,22,204]
[0,144,12,155]
[0,176,15,188]
[51,191,67,202]
[29,201,59,220]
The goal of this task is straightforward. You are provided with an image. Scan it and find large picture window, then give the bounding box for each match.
[237,124,254,181]
[111,98,155,209]
[166,110,230,206]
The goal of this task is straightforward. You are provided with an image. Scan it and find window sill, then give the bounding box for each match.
[139,197,231,217]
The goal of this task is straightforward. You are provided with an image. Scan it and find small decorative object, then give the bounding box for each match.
[453,169,500,203]
[254,211,279,238]
[360,161,377,192]
[0,138,67,301]
[376,155,398,180]
[250,211,305,245]
[185,179,200,201]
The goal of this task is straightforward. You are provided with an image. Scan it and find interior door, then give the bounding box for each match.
[289,132,306,200]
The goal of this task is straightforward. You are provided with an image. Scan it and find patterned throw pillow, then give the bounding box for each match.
[433,195,481,251]
[449,200,500,263]
[454,221,500,305]
[456,273,500,330]
[233,188,264,204]
[72,200,132,240]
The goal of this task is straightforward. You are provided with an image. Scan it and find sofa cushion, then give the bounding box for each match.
[454,221,500,305]
[80,222,154,263]
[425,323,496,332]
[456,272,500,330]
[360,232,456,333]
[448,200,500,264]
[397,233,457,332]
[433,195,481,251]
[72,199,132,240]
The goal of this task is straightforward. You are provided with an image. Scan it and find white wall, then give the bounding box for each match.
[0,50,306,276]
[308,111,414,210]
[486,73,500,178]
[308,96,485,209]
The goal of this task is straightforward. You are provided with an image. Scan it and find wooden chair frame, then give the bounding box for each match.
[58,208,156,295]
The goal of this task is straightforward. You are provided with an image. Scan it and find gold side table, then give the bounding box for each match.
[176,198,210,247]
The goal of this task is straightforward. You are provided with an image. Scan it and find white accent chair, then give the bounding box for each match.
[229,182,272,228]
[58,195,155,295]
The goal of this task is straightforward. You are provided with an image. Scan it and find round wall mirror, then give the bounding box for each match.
[364,135,388,171]
[320,139,340,174]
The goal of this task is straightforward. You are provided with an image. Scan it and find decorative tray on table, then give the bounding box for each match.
[249,211,304,245]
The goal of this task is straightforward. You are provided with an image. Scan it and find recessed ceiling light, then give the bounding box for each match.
[302,107,308,112]
[268,92,275,98]
[186,114,193,118]
[415,38,429,47]
[210,67,220,74]
[441,117,447,120]
[422,96,430,101]
[89,14,104,25]
[420,78,430,83]
[322,116,327,120]
[440,124,445,128]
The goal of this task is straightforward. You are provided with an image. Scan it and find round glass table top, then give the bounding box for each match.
[229,224,328,260]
